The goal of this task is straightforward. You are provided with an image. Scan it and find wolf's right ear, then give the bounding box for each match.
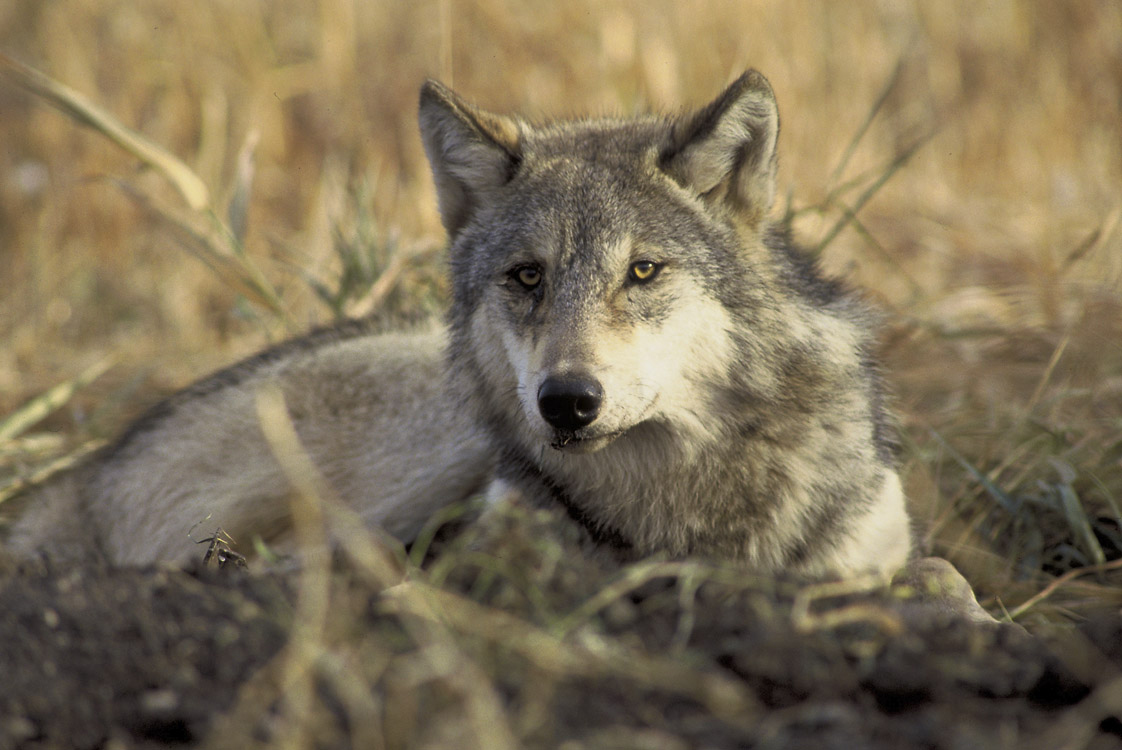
[660,71,779,228]
[419,80,522,238]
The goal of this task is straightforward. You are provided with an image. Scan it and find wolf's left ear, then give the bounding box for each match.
[419,80,522,238]
[660,70,778,227]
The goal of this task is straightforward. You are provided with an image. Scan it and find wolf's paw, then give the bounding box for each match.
[891,557,1025,632]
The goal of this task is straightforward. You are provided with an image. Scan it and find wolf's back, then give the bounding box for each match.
[4,321,494,565]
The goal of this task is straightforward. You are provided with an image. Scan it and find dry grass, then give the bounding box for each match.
[2,3,1122,745]
[1,0,1120,656]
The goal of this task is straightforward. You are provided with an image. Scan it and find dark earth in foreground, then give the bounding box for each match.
[2,509,1120,750]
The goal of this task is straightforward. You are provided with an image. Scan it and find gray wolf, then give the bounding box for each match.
[4,71,913,578]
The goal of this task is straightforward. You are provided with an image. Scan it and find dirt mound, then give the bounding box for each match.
[1,511,1119,750]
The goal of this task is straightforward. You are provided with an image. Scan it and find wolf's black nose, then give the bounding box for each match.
[537,375,602,431]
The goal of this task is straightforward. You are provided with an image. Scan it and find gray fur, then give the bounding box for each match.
[6,71,911,577]
[6,318,492,565]
[423,70,911,576]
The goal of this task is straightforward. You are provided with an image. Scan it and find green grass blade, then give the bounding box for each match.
[928,429,1020,515]
[1051,459,1107,567]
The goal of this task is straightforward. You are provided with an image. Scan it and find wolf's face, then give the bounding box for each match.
[456,154,741,453]
[421,73,781,455]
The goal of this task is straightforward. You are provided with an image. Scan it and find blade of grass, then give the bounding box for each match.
[1023,332,1071,416]
[113,179,292,326]
[826,56,905,187]
[1061,207,1119,273]
[407,497,483,569]
[554,560,695,638]
[1083,469,1122,530]
[0,357,113,443]
[928,428,1020,515]
[346,241,437,319]
[1007,556,1122,620]
[254,384,334,750]
[1051,458,1107,567]
[227,130,260,247]
[814,127,936,255]
[791,575,903,636]
[1,54,294,328]
[0,52,209,211]
[834,206,926,298]
[0,439,105,506]
[381,581,761,720]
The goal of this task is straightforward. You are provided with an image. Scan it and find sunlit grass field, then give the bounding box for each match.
[2,0,1120,625]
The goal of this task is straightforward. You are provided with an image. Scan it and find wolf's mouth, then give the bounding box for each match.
[549,428,623,453]
[547,403,658,453]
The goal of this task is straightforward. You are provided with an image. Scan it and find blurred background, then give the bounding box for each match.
[1,1,1120,618]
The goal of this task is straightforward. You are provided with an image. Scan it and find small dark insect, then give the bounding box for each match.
[189,522,248,570]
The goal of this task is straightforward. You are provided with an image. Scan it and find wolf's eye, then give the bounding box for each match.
[512,266,542,289]
[628,260,661,283]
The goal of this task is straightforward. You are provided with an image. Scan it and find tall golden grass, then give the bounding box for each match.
[1,1,1121,619]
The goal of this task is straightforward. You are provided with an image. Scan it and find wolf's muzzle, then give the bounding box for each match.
[537,374,602,431]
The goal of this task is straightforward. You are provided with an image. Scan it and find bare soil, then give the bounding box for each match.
[2,516,1120,750]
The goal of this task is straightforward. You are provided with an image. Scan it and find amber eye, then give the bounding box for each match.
[513,266,542,289]
[628,260,661,283]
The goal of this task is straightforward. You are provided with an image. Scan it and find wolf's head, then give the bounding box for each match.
[419,72,785,456]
